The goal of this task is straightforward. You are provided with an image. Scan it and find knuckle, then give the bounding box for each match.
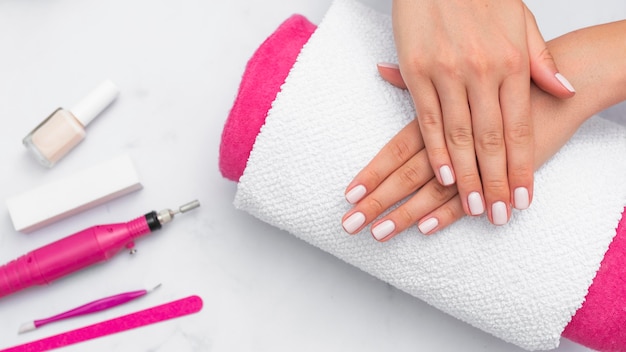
[398,165,425,189]
[402,55,426,75]
[418,111,442,129]
[447,126,474,148]
[439,202,461,222]
[389,139,413,164]
[362,168,383,187]
[428,146,450,162]
[507,121,532,144]
[457,171,480,188]
[363,197,385,215]
[476,130,504,153]
[467,54,491,76]
[428,181,454,203]
[508,164,533,180]
[536,46,554,64]
[396,207,417,226]
[437,57,462,80]
[503,50,526,74]
[483,178,509,195]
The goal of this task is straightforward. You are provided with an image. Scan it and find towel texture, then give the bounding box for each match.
[229,0,626,350]
[219,14,316,182]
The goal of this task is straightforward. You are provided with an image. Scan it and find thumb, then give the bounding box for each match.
[525,6,576,98]
[376,62,408,89]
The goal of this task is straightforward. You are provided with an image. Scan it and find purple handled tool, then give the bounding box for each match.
[17,283,161,334]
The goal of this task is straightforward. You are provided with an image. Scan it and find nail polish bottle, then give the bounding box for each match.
[23,80,119,168]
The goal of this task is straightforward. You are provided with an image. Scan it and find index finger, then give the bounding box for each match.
[345,119,423,204]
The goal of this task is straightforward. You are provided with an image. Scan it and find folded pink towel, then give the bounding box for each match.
[219,14,316,182]
[218,14,626,352]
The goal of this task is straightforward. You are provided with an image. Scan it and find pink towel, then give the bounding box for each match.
[218,14,626,352]
[219,14,316,182]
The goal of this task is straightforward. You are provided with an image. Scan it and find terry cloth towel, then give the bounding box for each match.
[219,14,316,182]
[219,13,626,352]
[225,1,626,350]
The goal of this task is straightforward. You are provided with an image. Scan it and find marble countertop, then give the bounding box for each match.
[0,0,624,351]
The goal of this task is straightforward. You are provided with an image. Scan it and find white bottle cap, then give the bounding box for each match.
[69,79,119,127]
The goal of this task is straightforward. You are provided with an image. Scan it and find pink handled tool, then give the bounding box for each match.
[0,295,203,352]
[18,284,162,334]
[0,200,200,299]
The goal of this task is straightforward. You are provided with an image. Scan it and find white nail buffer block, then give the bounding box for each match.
[6,154,142,233]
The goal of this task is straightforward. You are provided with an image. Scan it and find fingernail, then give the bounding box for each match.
[377,62,399,69]
[492,201,508,225]
[468,192,485,215]
[345,185,367,204]
[418,217,439,235]
[514,187,530,210]
[342,212,366,234]
[372,220,395,241]
[439,165,454,186]
[555,73,576,93]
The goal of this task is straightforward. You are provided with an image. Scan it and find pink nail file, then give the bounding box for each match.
[0,295,203,352]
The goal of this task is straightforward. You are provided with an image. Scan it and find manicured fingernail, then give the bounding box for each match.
[377,62,399,69]
[555,73,576,93]
[345,185,367,204]
[372,220,395,241]
[468,192,485,215]
[418,218,439,235]
[492,201,508,225]
[439,165,454,186]
[514,187,530,210]
[342,212,366,234]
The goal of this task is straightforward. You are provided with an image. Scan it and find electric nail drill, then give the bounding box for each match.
[0,200,200,299]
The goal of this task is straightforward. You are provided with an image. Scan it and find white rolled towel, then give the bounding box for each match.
[232,0,626,349]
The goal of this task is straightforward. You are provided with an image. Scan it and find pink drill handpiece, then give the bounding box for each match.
[0,200,200,299]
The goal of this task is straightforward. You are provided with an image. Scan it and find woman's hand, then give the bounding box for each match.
[391,0,575,225]
[342,66,579,240]
[342,17,626,240]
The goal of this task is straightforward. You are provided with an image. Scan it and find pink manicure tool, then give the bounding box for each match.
[0,200,200,299]
[0,295,203,352]
[18,284,162,334]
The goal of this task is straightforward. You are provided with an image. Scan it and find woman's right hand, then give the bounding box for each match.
[391,0,576,226]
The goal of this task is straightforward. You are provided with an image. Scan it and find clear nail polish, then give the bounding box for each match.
[23,80,119,167]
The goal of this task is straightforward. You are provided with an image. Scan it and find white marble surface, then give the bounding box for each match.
[0,1,623,351]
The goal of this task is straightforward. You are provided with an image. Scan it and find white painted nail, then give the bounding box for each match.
[468,191,485,215]
[514,187,530,210]
[555,73,576,93]
[372,220,396,241]
[345,185,367,204]
[342,212,366,234]
[418,218,439,235]
[439,165,454,186]
[492,201,508,225]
